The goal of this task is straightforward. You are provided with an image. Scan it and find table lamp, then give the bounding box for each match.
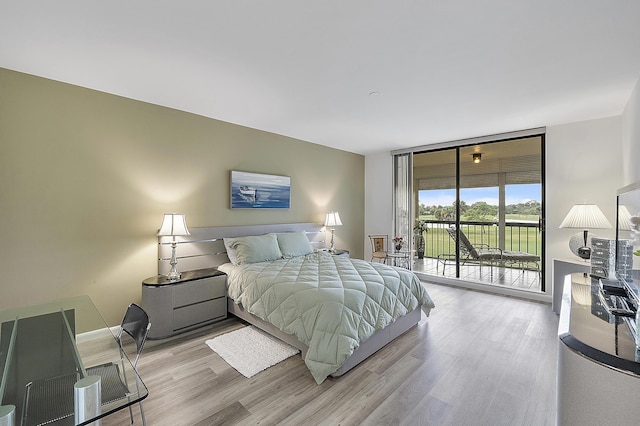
[559,204,611,260]
[325,211,342,253]
[157,213,191,280]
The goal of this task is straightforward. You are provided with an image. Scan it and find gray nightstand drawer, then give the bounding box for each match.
[142,268,227,339]
[174,275,226,308]
[173,297,226,331]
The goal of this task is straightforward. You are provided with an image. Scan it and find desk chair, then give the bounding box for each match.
[86,303,151,425]
[368,234,389,264]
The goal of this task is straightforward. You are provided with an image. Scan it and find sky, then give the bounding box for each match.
[419,184,541,207]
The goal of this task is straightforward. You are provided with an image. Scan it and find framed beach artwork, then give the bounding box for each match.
[230,171,291,209]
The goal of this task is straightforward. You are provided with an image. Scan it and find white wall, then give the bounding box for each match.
[622,78,640,185]
[545,116,623,292]
[364,152,394,261]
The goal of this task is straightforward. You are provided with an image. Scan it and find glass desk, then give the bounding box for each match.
[0,296,148,425]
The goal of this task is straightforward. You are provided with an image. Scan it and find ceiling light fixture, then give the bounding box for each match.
[472,153,482,164]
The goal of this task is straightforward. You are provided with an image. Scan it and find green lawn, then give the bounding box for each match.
[418,221,541,263]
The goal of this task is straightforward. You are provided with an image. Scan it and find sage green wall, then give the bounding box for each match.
[0,68,364,325]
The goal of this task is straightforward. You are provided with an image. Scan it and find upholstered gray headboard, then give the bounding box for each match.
[157,222,325,275]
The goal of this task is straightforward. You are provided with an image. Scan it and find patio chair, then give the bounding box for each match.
[439,227,503,278]
[456,228,540,276]
[440,227,540,278]
[500,249,541,273]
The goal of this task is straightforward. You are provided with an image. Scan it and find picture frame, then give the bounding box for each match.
[230,171,291,209]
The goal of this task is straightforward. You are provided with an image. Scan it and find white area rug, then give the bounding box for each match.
[205,326,300,378]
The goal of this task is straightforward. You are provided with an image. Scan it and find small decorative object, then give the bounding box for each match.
[325,211,342,253]
[559,204,612,260]
[157,213,191,280]
[392,237,404,252]
[230,171,291,209]
[413,220,429,259]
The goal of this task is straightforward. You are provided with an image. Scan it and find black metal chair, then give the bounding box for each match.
[439,227,503,278]
[454,227,541,274]
[86,303,151,425]
[440,227,540,278]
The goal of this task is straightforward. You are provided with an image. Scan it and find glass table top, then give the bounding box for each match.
[0,296,148,425]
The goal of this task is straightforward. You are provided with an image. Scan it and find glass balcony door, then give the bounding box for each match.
[407,136,544,292]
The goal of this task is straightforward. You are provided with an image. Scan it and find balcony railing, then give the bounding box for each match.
[417,220,541,269]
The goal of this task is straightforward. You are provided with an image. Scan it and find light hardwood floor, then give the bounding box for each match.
[103,283,559,426]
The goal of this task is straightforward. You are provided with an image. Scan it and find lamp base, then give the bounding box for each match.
[577,246,591,260]
[167,242,181,280]
[166,269,181,281]
[569,232,596,260]
[328,228,336,253]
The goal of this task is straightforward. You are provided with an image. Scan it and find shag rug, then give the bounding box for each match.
[205,326,300,378]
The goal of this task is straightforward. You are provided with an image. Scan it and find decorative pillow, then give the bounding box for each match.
[223,238,239,265]
[223,234,282,265]
[275,231,314,258]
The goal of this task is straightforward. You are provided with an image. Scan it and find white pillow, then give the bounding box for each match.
[223,234,282,265]
[274,231,314,258]
[223,238,239,265]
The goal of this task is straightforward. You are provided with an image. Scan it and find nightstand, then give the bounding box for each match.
[331,249,350,258]
[142,267,227,339]
[552,258,590,314]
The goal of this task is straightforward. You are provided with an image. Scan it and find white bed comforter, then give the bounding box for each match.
[218,252,435,384]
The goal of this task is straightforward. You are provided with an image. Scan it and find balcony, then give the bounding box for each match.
[411,220,542,292]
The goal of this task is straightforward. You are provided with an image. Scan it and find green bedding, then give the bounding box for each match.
[219,252,435,384]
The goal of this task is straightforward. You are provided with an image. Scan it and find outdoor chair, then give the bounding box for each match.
[440,227,540,278]
[439,227,503,278]
[500,249,541,273]
[86,303,151,425]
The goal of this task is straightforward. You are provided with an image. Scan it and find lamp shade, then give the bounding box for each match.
[559,204,612,229]
[324,211,342,227]
[157,214,191,236]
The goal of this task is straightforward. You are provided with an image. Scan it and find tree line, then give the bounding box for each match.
[419,200,541,221]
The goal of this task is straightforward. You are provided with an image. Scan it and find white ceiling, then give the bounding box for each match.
[1,1,639,155]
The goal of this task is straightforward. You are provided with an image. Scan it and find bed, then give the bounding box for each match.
[158,223,435,384]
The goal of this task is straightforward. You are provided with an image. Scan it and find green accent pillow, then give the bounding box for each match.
[225,234,282,265]
[275,231,314,258]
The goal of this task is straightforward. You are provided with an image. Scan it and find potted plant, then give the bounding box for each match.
[413,220,429,259]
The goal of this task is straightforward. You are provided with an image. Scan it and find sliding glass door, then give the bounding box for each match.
[399,135,544,292]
